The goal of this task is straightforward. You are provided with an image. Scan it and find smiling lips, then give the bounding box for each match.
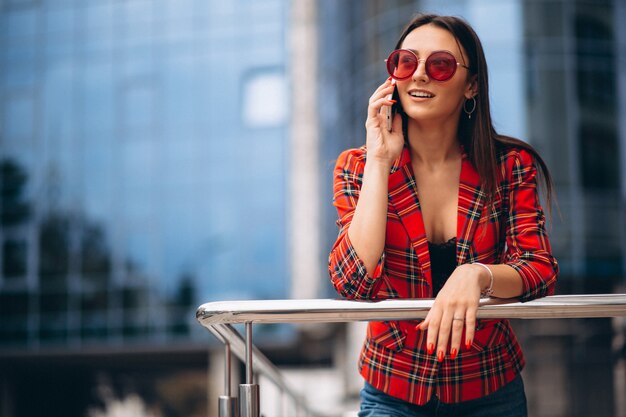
[408,89,435,98]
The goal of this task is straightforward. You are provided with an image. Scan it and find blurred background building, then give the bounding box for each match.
[1,0,625,416]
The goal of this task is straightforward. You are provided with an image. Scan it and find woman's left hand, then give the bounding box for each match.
[418,264,489,361]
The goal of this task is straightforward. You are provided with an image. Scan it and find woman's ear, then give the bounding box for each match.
[464,76,478,99]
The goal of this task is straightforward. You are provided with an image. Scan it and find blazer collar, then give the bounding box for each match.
[387,147,485,282]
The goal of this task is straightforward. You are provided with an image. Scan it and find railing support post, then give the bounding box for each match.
[218,342,238,417]
[239,322,259,417]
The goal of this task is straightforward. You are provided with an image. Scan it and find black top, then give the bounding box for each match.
[428,237,457,297]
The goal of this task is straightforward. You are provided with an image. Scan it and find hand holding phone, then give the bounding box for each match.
[385,79,396,132]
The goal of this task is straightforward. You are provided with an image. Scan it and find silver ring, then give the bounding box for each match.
[453,317,464,321]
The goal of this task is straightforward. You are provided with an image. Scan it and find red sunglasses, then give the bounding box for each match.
[385,49,469,82]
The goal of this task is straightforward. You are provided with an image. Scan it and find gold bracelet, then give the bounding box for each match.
[473,262,494,297]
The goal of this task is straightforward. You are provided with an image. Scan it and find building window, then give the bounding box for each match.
[242,70,288,128]
[2,92,35,142]
[578,124,619,190]
[575,14,616,109]
[3,0,39,9]
[2,238,27,278]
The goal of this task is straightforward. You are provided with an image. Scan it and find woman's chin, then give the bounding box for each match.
[404,110,439,123]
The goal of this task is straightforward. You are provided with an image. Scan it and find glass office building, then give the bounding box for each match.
[1,1,291,415]
[1,0,290,348]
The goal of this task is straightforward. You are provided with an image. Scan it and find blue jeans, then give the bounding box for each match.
[359,374,527,417]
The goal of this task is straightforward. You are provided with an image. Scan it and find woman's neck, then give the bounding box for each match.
[406,118,462,168]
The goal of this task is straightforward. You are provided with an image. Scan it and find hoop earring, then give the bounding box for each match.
[464,96,477,119]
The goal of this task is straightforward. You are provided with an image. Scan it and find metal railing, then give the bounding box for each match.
[196,294,626,417]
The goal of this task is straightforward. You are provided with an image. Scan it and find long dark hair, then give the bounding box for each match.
[392,14,554,207]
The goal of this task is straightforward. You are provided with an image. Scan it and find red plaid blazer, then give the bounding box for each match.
[329,145,558,405]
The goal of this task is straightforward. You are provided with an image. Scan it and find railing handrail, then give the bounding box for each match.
[209,323,313,411]
[196,294,626,417]
[197,294,626,326]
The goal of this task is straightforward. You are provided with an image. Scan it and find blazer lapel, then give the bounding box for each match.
[387,147,432,287]
[456,152,485,265]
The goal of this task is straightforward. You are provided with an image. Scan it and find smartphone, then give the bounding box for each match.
[385,79,396,131]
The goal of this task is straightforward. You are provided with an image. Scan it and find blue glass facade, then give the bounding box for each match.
[0,0,290,348]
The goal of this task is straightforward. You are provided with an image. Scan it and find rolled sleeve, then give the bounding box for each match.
[504,149,559,302]
[329,229,385,299]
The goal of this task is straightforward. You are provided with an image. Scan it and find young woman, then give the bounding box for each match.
[328,14,558,417]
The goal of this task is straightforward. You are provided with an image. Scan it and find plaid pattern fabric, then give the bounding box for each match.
[328,145,558,405]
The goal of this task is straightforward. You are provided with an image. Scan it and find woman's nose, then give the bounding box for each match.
[412,59,428,82]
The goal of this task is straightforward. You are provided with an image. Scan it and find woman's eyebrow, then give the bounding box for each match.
[405,48,429,58]
[406,48,440,56]
[407,48,464,61]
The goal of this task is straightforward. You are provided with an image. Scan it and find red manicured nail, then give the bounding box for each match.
[387,76,392,81]
[465,339,472,350]
[437,351,444,362]
[450,348,458,360]
[427,343,435,355]
[388,99,397,103]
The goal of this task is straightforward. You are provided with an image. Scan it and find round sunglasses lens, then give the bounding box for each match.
[426,52,457,81]
[387,50,416,80]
